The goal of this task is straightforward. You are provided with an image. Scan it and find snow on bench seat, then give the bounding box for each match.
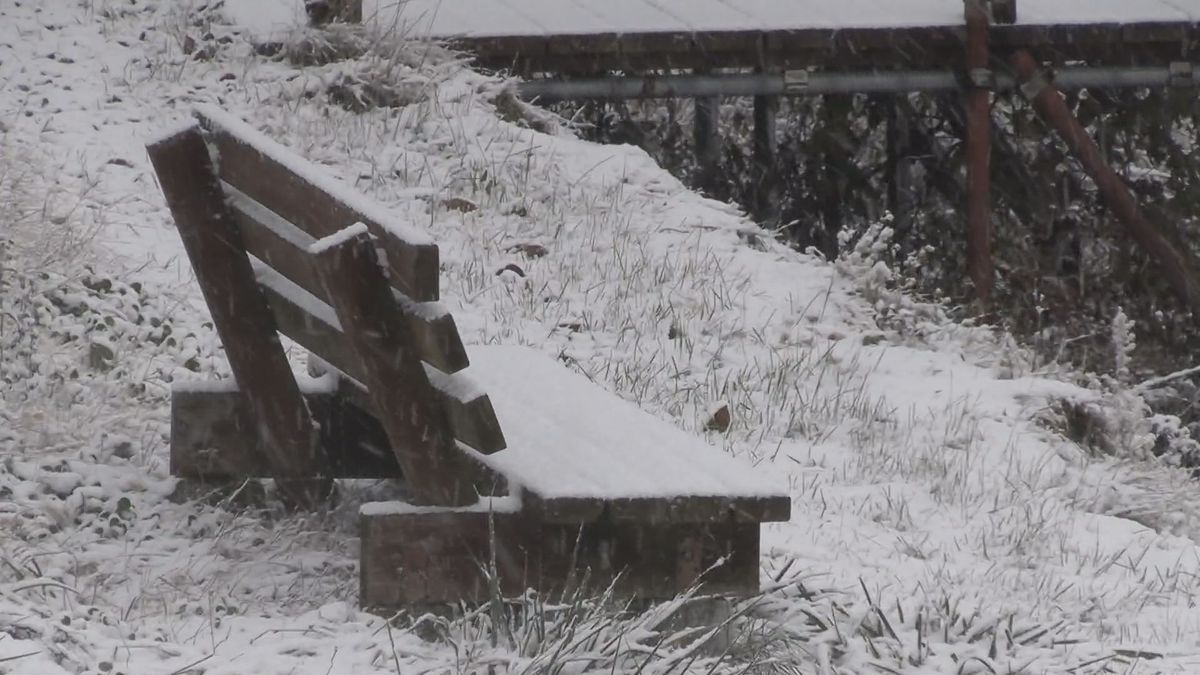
[462,345,791,523]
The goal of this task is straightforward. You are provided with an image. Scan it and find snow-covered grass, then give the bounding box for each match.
[6,1,1200,673]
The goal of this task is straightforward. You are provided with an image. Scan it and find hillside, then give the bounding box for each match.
[3,1,1200,673]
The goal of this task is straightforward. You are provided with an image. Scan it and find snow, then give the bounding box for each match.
[5,0,1200,672]
[422,363,487,403]
[218,0,307,39]
[359,495,521,516]
[391,290,451,322]
[175,373,340,395]
[466,345,785,500]
[307,222,370,255]
[144,118,200,148]
[253,261,342,328]
[170,378,240,393]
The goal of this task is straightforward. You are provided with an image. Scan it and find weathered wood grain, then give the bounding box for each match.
[171,386,400,480]
[254,270,507,455]
[360,508,760,609]
[521,492,792,525]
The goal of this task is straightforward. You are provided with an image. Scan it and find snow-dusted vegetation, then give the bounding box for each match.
[5,1,1200,673]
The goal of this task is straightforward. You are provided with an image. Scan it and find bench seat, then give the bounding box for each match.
[461,345,791,523]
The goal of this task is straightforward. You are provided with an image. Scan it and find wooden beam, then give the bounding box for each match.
[171,386,400,480]
[965,0,994,304]
[312,228,476,506]
[146,126,331,508]
[171,385,508,495]
[1011,50,1200,312]
[194,108,441,302]
[226,185,470,374]
[454,24,1200,74]
[360,509,760,609]
[253,269,507,455]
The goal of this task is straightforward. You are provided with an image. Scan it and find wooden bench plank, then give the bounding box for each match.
[253,264,507,455]
[522,493,793,524]
[147,124,331,508]
[228,187,470,374]
[360,506,761,608]
[194,105,441,302]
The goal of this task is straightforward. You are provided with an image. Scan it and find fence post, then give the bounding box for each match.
[964,0,994,304]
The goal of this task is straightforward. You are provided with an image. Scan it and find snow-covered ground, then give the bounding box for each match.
[5,1,1200,673]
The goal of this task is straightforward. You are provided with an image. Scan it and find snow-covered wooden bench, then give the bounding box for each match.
[147,106,790,609]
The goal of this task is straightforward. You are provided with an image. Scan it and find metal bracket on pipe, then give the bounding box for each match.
[1168,62,1194,87]
[783,70,810,94]
[1019,69,1052,100]
[967,67,994,89]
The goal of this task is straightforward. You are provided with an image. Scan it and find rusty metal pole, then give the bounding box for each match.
[1011,50,1200,311]
[964,0,993,304]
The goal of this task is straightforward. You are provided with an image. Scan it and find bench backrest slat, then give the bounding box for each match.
[195,106,441,302]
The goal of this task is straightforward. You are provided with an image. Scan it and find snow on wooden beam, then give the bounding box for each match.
[459,346,792,524]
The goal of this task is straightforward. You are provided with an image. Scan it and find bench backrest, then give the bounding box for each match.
[148,106,504,507]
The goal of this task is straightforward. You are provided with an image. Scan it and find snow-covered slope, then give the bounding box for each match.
[4,1,1200,673]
